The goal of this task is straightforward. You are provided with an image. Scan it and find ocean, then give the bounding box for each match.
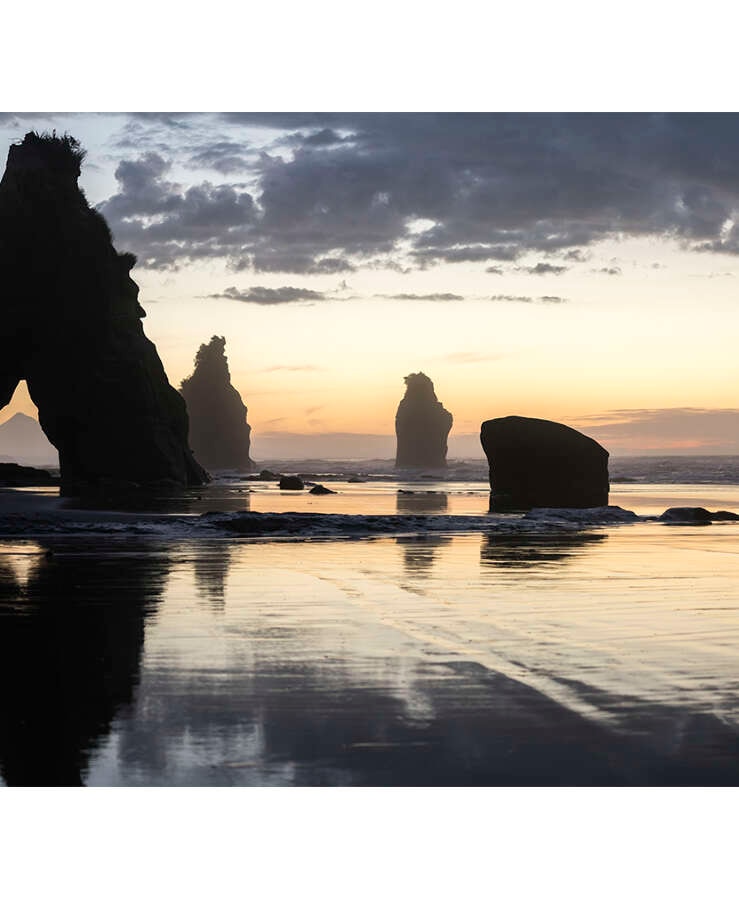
[0,455,738,786]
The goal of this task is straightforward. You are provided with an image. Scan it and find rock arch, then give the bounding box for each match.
[0,132,207,494]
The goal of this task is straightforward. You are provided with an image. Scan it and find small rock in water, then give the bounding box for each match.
[659,507,713,524]
[309,484,336,495]
[710,510,739,521]
[279,475,304,490]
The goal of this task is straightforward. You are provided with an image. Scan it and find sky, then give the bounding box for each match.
[2,111,739,456]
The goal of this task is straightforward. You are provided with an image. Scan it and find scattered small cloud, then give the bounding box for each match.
[206,286,327,304]
[489,294,568,304]
[564,249,590,262]
[378,292,464,301]
[591,266,622,275]
[485,266,504,275]
[516,262,568,275]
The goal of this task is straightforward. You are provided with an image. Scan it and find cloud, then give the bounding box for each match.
[206,286,327,304]
[592,266,622,275]
[487,294,568,304]
[378,292,464,301]
[575,407,739,453]
[516,262,568,275]
[97,112,739,273]
[485,266,504,275]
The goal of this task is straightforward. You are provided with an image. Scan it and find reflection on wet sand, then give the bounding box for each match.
[395,490,448,515]
[396,535,453,576]
[193,542,233,606]
[62,483,252,515]
[1,530,738,786]
[480,531,607,568]
[0,543,170,785]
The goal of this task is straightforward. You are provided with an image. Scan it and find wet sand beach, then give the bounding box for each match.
[0,484,737,785]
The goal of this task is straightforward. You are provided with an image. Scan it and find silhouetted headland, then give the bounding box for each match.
[180,335,254,472]
[395,372,453,468]
[481,415,609,511]
[0,462,57,486]
[0,132,208,496]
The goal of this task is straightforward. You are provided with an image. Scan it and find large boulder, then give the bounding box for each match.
[0,132,208,495]
[180,336,254,472]
[480,416,609,511]
[395,372,453,468]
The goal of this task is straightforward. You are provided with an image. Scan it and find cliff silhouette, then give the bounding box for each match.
[180,336,254,471]
[0,132,208,494]
[395,372,453,467]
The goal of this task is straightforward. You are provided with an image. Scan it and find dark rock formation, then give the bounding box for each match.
[279,475,304,490]
[246,469,280,481]
[0,132,208,495]
[0,462,57,486]
[180,335,253,472]
[309,484,336,495]
[658,507,739,524]
[659,507,713,524]
[480,416,609,511]
[395,372,453,468]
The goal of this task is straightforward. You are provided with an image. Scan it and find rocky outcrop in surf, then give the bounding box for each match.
[180,336,253,472]
[0,132,208,495]
[480,416,609,511]
[395,372,453,468]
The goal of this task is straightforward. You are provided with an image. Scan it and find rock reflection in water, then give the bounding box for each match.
[0,542,170,785]
[480,532,607,568]
[396,535,453,576]
[193,542,233,606]
[395,490,448,515]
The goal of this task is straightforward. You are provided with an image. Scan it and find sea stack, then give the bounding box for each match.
[480,416,609,511]
[0,132,208,494]
[395,372,453,468]
[180,336,254,471]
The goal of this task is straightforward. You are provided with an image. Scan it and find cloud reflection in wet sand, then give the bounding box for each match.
[1,530,738,786]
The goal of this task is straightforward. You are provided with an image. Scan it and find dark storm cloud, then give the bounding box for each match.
[98,113,739,272]
[98,154,259,268]
[206,286,327,304]
[516,262,568,275]
[187,141,253,174]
